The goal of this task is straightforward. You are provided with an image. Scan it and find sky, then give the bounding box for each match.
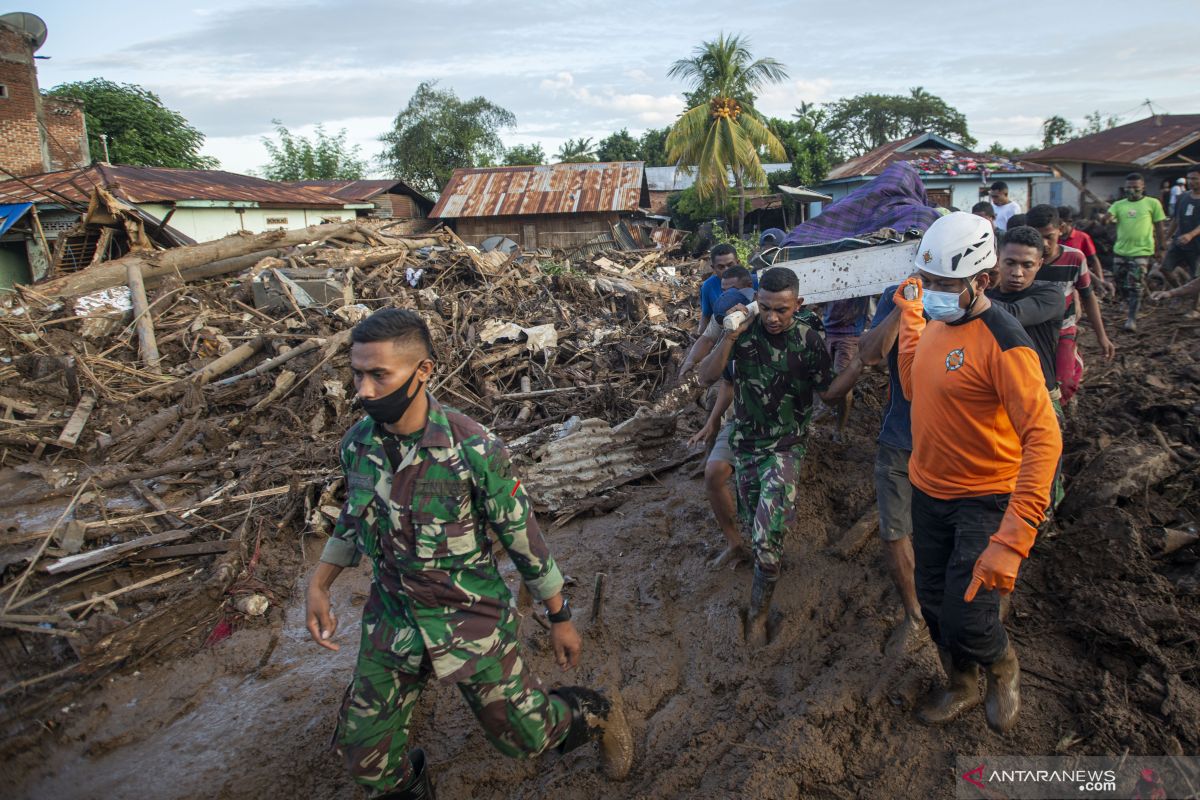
[27,0,1200,178]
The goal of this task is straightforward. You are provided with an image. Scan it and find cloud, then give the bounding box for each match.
[539,71,683,125]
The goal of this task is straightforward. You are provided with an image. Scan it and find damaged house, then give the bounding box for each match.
[283,178,435,226]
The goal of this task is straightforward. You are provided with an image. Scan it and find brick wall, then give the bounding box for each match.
[0,24,46,177]
[43,97,88,170]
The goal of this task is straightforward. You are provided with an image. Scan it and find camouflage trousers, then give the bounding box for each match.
[734,446,804,582]
[1113,256,1149,318]
[334,586,572,794]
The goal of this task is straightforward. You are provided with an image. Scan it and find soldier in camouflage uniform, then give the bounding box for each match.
[306,308,633,799]
[698,268,856,647]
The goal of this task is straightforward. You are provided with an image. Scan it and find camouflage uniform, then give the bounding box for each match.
[724,313,834,580]
[321,395,571,793]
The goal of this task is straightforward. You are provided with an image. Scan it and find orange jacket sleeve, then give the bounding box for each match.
[990,345,1063,556]
[895,282,926,402]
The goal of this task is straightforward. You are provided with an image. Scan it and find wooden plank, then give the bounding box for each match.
[60,567,187,613]
[44,529,191,575]
[55,392,96,449]
[0,394,37,417]
[138,540,238,560]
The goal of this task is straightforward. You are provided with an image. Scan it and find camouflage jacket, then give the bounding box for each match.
[321,394,563,682]
[724,312,833,454]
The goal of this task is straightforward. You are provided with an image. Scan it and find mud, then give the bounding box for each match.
[9,301,1200,799]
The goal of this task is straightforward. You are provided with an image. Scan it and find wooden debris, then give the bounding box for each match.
[44,529,191,574]
[55,392,96,449]
[126,258,162,372]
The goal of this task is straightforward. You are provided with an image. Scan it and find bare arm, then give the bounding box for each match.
[306,561,345,652]
[698,331,738,386]
[1081,289,1115,359]
[698,313,711,336]
[679,329,717,378]
[857,306,901,367]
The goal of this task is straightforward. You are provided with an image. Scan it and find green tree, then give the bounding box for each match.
[596,128,640,162]
[666,185,736,231]
[501,143,546,166]
[985,141,1030,159]
[767,110,832,187]
[821,87,975,159]
[665,33,789,235]
[1041,115,1073,148]
[378,81,515,195]
[46,78,218,169]
[1080,110,1120,136]
[555,137,598,163]
[260,120,365,180]
[637,127,671,166]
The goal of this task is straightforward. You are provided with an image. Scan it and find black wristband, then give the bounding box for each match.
[547,599,571,624]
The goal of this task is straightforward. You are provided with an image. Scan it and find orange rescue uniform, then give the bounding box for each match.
[898,304,1061,554]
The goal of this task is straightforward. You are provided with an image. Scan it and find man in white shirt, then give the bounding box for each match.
[990,181,1022,231]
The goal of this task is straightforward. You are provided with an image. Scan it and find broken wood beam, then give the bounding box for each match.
[60,567,187,613]
[138,540,238,560]
[211,336,323,387]
[44,529,191,574]
[126,259,162,372]
[493,384,602,401]
[55,392,96,449]
[0,394,38,417]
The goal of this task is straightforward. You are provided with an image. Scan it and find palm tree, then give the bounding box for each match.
[555,137,597,163]
[666,33,788,235]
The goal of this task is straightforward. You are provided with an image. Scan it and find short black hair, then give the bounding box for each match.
[1057,205,1075,222]
[1026,204,1060,229]
[1002,225,1044,253]
[971,201,995,217]
[722,265,752,284]
[1126,172,1144,183]
[990,181,1009,192]
[351,307,433,358]
[759,266,798,295]
[710,243,738,263]
[1007,213,1027,229]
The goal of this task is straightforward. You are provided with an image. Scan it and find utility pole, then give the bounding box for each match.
[100,133,110,163]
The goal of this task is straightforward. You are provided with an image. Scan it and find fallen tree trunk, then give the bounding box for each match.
[31,221,360,298]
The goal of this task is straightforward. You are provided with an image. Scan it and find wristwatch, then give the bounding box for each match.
[547,599,572,624]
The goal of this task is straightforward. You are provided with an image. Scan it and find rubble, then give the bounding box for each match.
[0,219,701,710]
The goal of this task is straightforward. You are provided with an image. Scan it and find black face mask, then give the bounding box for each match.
[360,365,426,426]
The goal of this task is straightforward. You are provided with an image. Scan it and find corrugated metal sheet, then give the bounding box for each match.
[431,161,650,219]
[285,179,433,207]
[1024,114,1200,167]
[826,134,1048,182]
[0,165,353,208]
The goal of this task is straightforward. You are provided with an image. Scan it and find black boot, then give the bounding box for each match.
[553,686,634,781]
[745,568,775,648]
[917,647,982,725]
[375,748,435,799]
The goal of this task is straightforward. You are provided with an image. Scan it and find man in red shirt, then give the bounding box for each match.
[1058,206,1111,297]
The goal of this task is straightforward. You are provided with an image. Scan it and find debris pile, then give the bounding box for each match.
[0,220,699,708]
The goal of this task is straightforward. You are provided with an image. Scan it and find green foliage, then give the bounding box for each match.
[766,110,833,188]
[985,141,1030,159]
[502,143,547,166]
[665,34,788,235]
[667,185,736,231]
[820,87,975,159]
[596,129,640,162]
[637,127,671,166]
[555,137,597,163]
[1080,110,1120,136]
[260,120,365,181]
[378,81,515,195]
[1041,115,1073,148]
[46,78,218,169]
[710,225,755,264]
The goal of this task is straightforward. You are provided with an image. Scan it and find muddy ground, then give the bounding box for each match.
[9,300,1200,799]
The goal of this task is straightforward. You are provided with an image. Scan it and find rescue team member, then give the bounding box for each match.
[306,309,633,798]
[1108,173,1168,332]
[894,213,1061,733]
[679,264,755,380]
[688,288,759,571]
[1026,204,1115,405]
[698,268,860,648]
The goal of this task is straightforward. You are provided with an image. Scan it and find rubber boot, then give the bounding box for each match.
[553,686,634,781]
[917,647,982,725]
[375,748,434,800]
[984,644,1021,733]
[745,568,774,649]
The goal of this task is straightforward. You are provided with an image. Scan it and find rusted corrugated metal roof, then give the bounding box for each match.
[285,178,433,207]
[1024,114,1200,167]
[0,164,355,208]
[431,161,650,219]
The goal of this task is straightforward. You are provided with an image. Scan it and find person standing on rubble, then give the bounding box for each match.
[305,308,633,798]
[697,267,860,648]
[1026,204,1115,404]
[1108,173,1168,331]
[894,212,1061,733]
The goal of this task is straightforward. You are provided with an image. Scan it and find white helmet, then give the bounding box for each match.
[913,211,996,278]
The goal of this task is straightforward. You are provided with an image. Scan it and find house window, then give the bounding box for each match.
[265,216,288,225]
[0,85,8,99]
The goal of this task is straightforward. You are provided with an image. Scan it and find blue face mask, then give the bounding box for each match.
[922,288,966,322]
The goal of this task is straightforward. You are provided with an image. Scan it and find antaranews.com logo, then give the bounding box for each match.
[955,756,1198,799]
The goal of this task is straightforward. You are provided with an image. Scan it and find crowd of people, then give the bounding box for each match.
[293,168,1200,798]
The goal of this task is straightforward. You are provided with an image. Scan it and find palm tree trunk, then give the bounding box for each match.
[734,172,746,237]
